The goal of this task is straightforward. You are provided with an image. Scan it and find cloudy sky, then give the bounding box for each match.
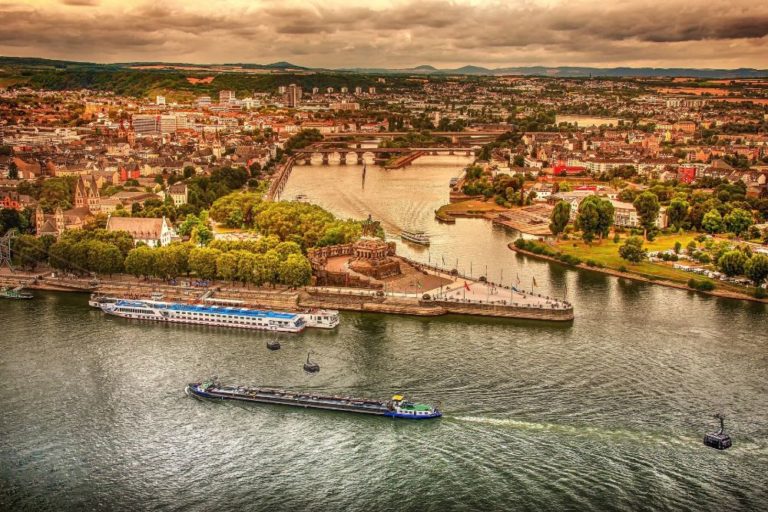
[2,0,767,69]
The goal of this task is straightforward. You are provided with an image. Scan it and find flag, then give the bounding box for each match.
[417,280,422,289]
[516,273,521,285]
[532,276,537,287]
[442,255,445,265]
[464,281,471,291]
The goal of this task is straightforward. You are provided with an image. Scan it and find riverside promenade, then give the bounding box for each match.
[1,267,574,322]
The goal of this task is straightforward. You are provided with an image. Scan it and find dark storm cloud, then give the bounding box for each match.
[3,0,767,67]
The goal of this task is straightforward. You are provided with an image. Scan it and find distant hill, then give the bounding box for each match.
[1,55,766,98]
[339,64,768,78]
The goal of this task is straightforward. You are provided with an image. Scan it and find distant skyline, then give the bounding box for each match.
[3,0,767,69]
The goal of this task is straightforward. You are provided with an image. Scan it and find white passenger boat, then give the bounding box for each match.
[300,309,340,329]
[400,230,430,245]
[100,299,306,333]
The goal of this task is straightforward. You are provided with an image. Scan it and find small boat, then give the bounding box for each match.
[294,194,308,203]
[266,339,281,350]
[88,293,118,308]
[303,352,320,373]
[0,287,33,300]
[401,230,430,246]
[704,413,732,450]
[186,379,442,419]
[299,309,340,329]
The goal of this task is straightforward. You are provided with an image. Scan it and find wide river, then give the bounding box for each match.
[2,158,767,511]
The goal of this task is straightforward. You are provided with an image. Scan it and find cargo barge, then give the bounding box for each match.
[185,380,442,419]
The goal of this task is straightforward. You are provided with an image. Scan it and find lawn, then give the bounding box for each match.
[553,233,703,284]
[437,199,507,216]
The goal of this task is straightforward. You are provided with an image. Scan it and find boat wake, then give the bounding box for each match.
[454,415,694,447]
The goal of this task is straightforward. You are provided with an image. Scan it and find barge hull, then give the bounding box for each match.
[187,385,389,416]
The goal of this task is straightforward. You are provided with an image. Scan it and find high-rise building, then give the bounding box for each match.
[312,87,320,95]
[278,85,287,94]
[196,96,212,108]
[219,90,235,104]
[354,86,363,95]
[156,95,166,106]
[132,114,159,135]
[368,87,377,94]
[158,115,177,134]
[326,87,334,94]
[283,83,302,108]
[340,87,348,94]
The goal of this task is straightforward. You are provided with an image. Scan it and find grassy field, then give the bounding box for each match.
[549,233,753,295]
[436,199,507,217]
[554,233,702,283]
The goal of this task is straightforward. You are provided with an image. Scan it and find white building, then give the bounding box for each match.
[106,216,174,247]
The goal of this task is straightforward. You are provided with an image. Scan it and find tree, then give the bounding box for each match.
[216,252,239,283]
[1,208,24,235]
[702,209,724,234]
[124,246,155,278]
[189,247,220,280]
[619,236,646,263]
[12,235,46,270]
[191,225,213,246]
[667,198,689,230]
[549,200,571,238]
[280,253,312,287]
[633,192,660,240]
[717,250,747,277]
[674,241,682,254]
[86,241,123,275]
[723,208,753,237]
[261,250,281,286]
[576,196,613,243]
[7,161,19,180]
[744,254,768,286]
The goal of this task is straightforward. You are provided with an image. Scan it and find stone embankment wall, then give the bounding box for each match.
[299,290,573,321]
[434,300,574,321]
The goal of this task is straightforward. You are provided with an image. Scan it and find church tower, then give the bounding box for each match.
[54,207,65,235]
[34,207,45,236]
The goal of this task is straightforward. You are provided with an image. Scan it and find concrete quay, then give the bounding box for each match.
[1,269,574,322]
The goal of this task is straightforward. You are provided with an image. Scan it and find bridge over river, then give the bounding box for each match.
[293,146,475,166]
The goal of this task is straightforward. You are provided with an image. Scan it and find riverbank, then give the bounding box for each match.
[0,269,574,321]
[435,199,506,223]
[435,199,554,236]
[508,243,768,304]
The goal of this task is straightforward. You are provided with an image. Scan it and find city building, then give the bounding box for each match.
[610,200,668,229]
[167,183,188,206]
[284,84,302,108]
[73,175,101,214]
[219,90,236,104]
[132,114,159,135]
[105,216,174,247]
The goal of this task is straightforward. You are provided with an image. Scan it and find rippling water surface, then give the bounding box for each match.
[2,159,767,511]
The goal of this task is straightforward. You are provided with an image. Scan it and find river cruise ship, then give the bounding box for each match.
[400,230,430,245]
[93,295,339,330]
[101,299,306,333]
[186,380,442,419]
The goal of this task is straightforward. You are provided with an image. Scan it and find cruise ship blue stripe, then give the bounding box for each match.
[114,300,299,319]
